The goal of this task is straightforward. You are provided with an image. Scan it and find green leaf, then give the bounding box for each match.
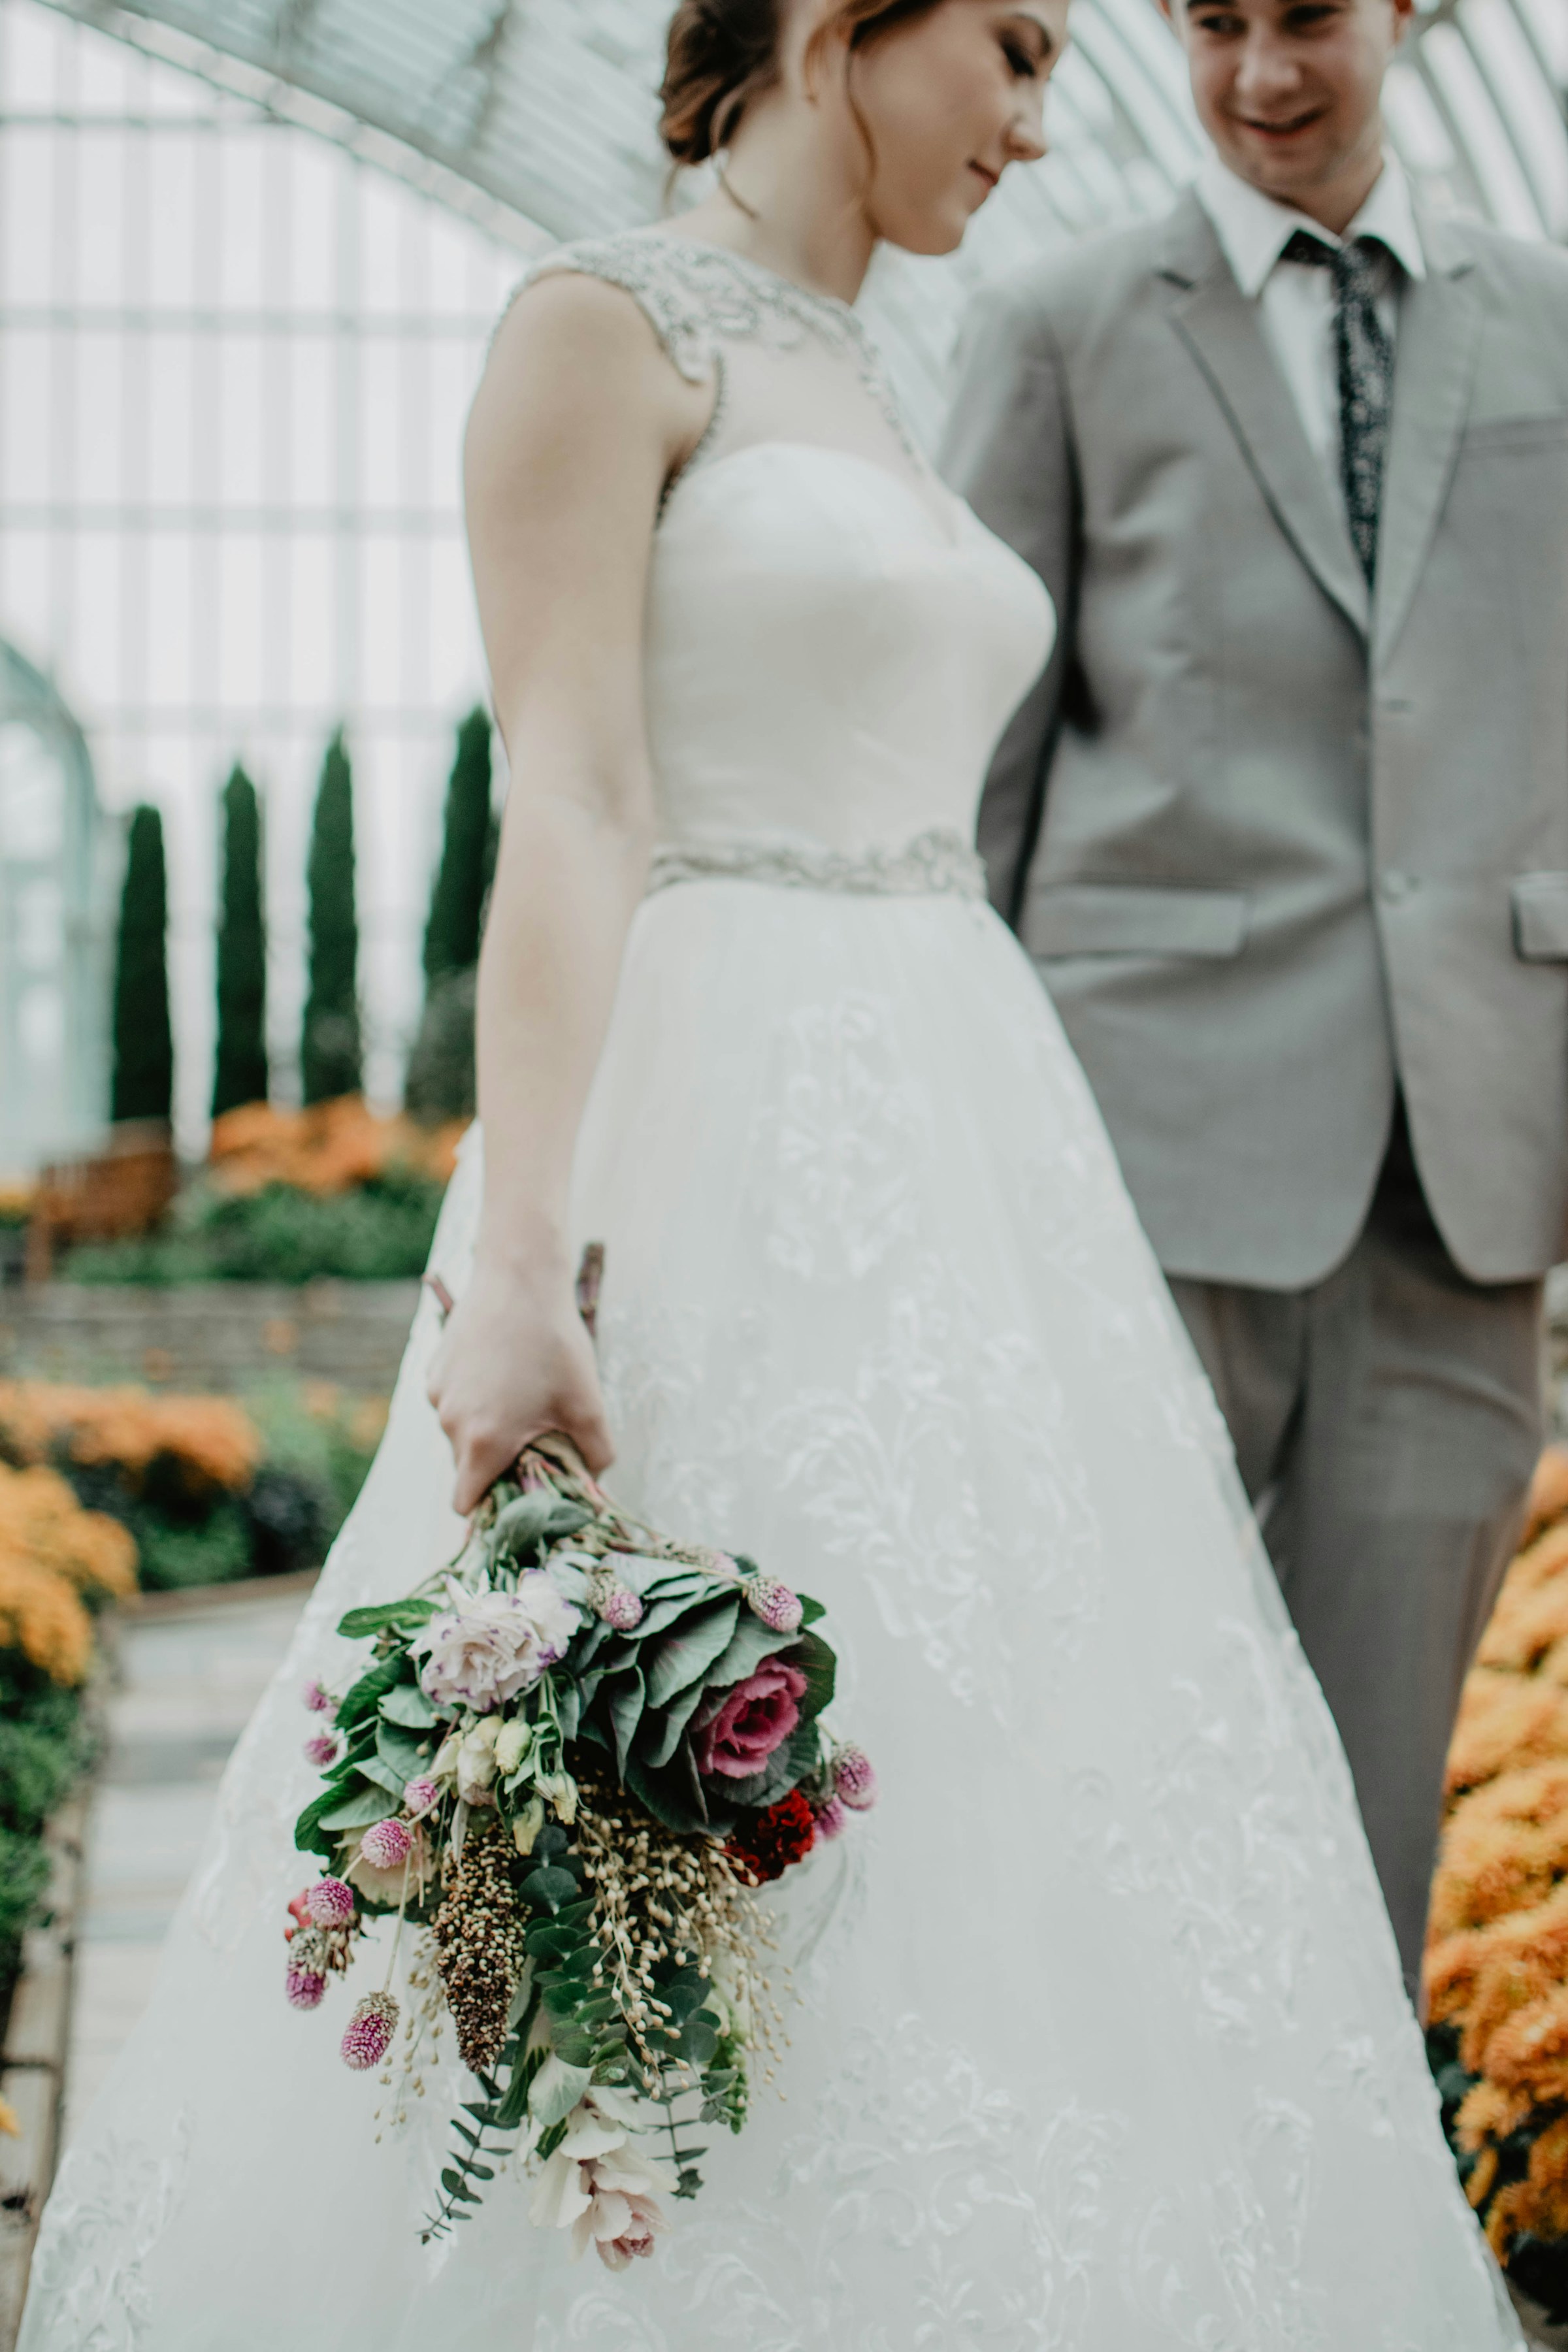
[623,1746,709,1835]
[466,2163,495,2182]
[519,1865,580,1912]
[704,1610,799,1695]
[640,1674,711,1772]
[355,1755,407,1800]
[319,1781,396,1831]
[380,1683,438,1729]
[630,1582,722,1642]
[492,1492,591,1561]
[376,1720,431,1780]
[644,1599,740,1710]
[529,2053,593,2127]
[337,1598,439,1639]
[788,1628,836,1722]
[440,2168,480,2201]
[336,1653,410,1731]
[607,1668,645,1780]
[798,1595,826,1627]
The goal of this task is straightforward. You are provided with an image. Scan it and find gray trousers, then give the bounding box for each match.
[1169,1107,1545,1995]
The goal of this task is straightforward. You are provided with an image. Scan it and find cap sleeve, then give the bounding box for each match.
[503,233,718,386]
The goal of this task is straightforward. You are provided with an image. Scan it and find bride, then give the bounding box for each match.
[22,0,1523,2343]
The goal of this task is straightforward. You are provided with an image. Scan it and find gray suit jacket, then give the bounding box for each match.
[943,191,1568,1287]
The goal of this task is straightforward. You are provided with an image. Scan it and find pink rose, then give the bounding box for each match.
[691,1661,808,1781]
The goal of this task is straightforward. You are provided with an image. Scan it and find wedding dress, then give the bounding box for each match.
[21,232,1522,2351]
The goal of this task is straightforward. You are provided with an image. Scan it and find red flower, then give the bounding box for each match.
[725,1789,816,1886]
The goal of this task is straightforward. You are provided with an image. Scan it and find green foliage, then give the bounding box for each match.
[131,1501,254,1592]
[403,966,477,1126]
[423,709,493,985]
[0,1825,51,1966]
[0,1659,95,1987]
[212,764,269,1117]
[63,1168,443,1286]
[301,730,362,1105]
[110,804,173,1124]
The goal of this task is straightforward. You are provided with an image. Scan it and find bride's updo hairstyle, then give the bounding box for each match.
[659,0,945,164]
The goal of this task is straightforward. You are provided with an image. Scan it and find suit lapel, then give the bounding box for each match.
[1158,196,1370,639]
[1373,216,1481,663]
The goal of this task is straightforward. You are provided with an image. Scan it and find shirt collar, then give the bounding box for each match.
[1195,150,1427,297]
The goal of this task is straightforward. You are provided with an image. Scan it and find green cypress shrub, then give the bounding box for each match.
[301,729,362,1105]
[211,763,269,1117]
[110,804,173,1125]
[422,707,493,986]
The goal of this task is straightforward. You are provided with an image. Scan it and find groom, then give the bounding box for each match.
[944,0,1568,1991]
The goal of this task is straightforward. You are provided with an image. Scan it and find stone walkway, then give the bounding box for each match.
[63,1583,310,2145]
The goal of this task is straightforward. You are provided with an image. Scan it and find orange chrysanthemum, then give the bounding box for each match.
[0,1379,261,1496]
[206,1095,464,1198]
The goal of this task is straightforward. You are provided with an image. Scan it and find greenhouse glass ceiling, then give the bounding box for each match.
[33,0,1568,433]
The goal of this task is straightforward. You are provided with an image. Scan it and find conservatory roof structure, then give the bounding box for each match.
[34,0,1568,432]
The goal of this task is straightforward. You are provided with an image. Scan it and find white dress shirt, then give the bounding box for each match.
[1194,152,1426,480]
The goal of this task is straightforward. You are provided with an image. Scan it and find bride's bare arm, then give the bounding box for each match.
[427,276,708,1512]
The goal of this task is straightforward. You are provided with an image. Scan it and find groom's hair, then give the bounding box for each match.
[660,0,945,165]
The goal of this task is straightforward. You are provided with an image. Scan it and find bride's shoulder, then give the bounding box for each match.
[496,229,725,387]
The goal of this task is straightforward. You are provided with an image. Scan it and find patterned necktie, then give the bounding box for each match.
[1280,229,1395,583]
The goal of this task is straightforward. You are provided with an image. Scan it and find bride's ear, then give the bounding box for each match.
[793,0,853,101]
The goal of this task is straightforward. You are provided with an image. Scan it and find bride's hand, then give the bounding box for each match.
[425,1256,614,1514]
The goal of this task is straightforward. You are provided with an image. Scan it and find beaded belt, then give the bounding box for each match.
[645,825,987,900]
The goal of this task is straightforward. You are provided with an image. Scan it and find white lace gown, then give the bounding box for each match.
[21,234,1522,2351]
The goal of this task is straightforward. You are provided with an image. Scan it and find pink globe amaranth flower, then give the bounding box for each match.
[691,1660,808,1781]
[402,1776,440,1820]
[813,1795,849,1842]
[744,1577,804,1635]
[600,1588,644,1632]
[306,1876,355,1928]
[359,1818,414,1870]
[286,1963,326,2010]
[302,1678,334,1715]
[340,1990,399,2070]
[303,1732,339,1770]
[285,1887,314,1941]
[833,1746,878,1810]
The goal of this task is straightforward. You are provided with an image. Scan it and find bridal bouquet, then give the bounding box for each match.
[282,1431,874,2266]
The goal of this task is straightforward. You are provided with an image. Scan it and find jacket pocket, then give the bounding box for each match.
[1030,885,1247,958]
[1512,874,1568,961]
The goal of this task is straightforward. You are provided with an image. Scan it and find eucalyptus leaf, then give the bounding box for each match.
[644,1599,740,1710]
[379,1682,438,1729]
[528,2054,593,2128]
[319,1782,395,1831]
[520,1865,580,1912]
[556,1681,581,1742]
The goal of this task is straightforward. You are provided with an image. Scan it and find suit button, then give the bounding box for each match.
[1379,870,1416,904]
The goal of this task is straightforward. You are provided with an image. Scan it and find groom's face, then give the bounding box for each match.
[1165,0,1413,218]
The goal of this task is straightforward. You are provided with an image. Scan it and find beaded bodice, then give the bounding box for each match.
[515,229,1054,879]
